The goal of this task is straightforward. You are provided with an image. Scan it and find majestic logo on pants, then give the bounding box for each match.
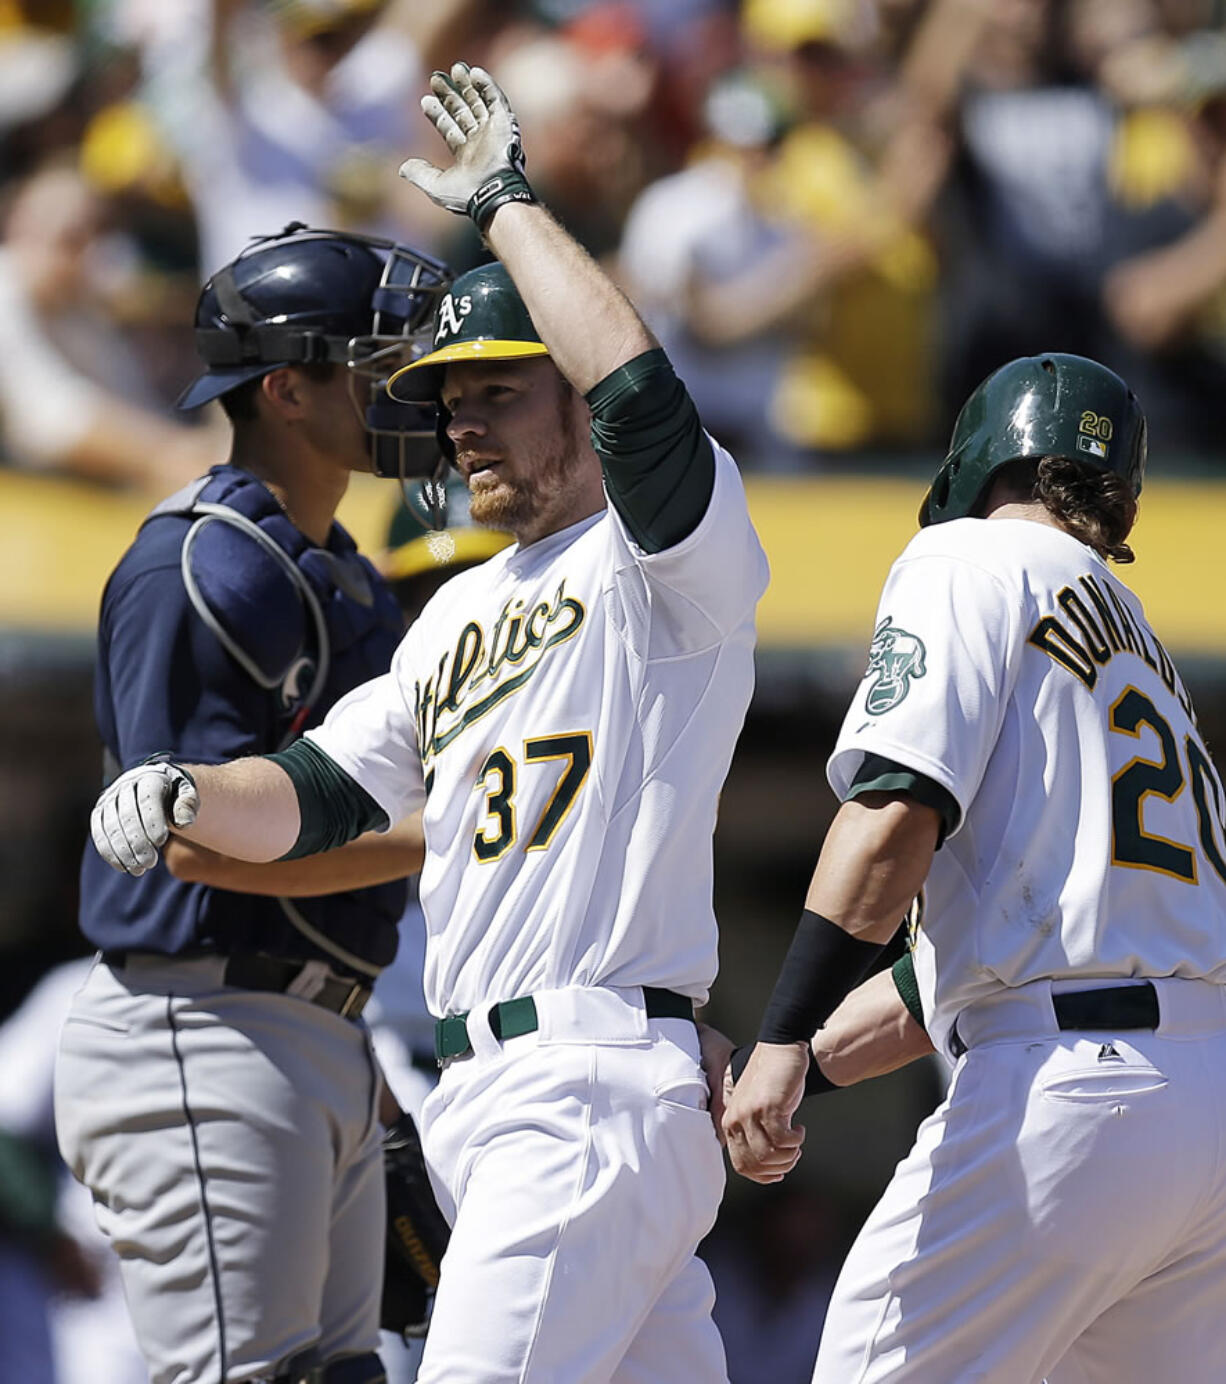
[865,617,926,714]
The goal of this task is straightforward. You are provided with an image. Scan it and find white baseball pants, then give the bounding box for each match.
[54,956,385,1384]
[814,977,1226,1384]
[416,985,729,1383]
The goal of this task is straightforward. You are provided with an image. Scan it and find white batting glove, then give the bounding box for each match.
[91,760,199,877]
[398,63,535,228]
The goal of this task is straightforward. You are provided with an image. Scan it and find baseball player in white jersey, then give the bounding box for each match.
[365,481,512,1384]
[723,353,1226,1383]
[88,63,769,1384]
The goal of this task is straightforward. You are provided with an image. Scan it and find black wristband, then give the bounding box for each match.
[759,909,886,1046]
[467,167,537,233]
[728,1043,840,1098]
[804,1055,838,1097]
[139,752,197,809]
[140,751,195,787]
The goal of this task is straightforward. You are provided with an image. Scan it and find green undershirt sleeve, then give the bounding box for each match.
[892,951,926,1029]
[267,737,388,859]
[845,753,961,847]
[585,347,714,554]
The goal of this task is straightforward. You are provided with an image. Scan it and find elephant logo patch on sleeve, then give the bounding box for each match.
[865,617,927,714]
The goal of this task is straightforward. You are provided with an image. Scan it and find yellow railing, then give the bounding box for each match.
[2,468,1224,654]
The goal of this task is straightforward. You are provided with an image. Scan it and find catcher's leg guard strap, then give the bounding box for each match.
[275,1350,387,1383]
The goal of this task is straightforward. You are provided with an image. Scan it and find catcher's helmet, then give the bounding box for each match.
[919,353,1147,527]
[177,223,451,479]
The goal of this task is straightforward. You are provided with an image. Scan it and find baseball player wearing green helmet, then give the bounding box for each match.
[86,61,769,1384]
[723,353,1226,1383]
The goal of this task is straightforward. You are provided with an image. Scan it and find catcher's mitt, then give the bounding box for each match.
[381,1112,451,1340]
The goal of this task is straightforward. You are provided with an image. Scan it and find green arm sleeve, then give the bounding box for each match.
[267,737,389,859]
[585,348,714,554]
[846,753,961,847]
[892,952,925,1029]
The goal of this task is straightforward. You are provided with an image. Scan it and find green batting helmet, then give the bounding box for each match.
[919,353,1147,527]
[385,261,547,402]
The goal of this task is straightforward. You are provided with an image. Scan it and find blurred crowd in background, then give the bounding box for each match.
[1,0,1226,484]
[2,1,1226,1381]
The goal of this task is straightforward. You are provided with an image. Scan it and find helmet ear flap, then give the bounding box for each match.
[919,457,956,526]
[931,464,953,512]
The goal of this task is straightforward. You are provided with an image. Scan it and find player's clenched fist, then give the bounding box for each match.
[91,761,198,876]
[721,1041,809,1185]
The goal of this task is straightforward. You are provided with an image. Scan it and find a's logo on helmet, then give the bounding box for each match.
[435,293,473,344]
[865,617,927,714]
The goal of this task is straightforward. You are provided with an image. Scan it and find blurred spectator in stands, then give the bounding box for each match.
[705,1185,843,1384]
[435,8,662,274]
[898,0,1124,422]
[0,4,86,183]
[122,0,424,278]
[0,958,147,1384]
[0,164,220,491]
[899,0,1226,450]
[732,0,941,456]
[617,0,744,169]
[1100,19,1226,454]
[618,66,810,469]
[621,0,941,466]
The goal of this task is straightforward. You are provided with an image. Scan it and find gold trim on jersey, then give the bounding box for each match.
[1027,572,1195,720]
[415,582,587,764]
[469,731,595,862]
[473,746,518,863]
[523,732,594,851]
[1184,734,1226,886]
[1109,685,1198,884]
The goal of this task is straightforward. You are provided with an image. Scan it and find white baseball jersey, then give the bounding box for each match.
[308,443,768,1017]
[829,516,1226,1056]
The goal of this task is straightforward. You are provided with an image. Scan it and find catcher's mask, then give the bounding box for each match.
[920,353,1148,527]
[177,223,452,486]
[383,260,550,482]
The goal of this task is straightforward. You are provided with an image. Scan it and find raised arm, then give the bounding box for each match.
[482,204,653,395]
[398,61,737,562]
[398,62,654,394]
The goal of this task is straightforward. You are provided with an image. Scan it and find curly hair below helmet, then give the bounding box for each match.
[989,456,1139,563]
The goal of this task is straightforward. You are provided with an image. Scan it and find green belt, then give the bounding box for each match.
[434,987,694,1063]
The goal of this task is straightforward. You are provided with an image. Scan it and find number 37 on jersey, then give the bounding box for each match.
[472,732,593,863]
